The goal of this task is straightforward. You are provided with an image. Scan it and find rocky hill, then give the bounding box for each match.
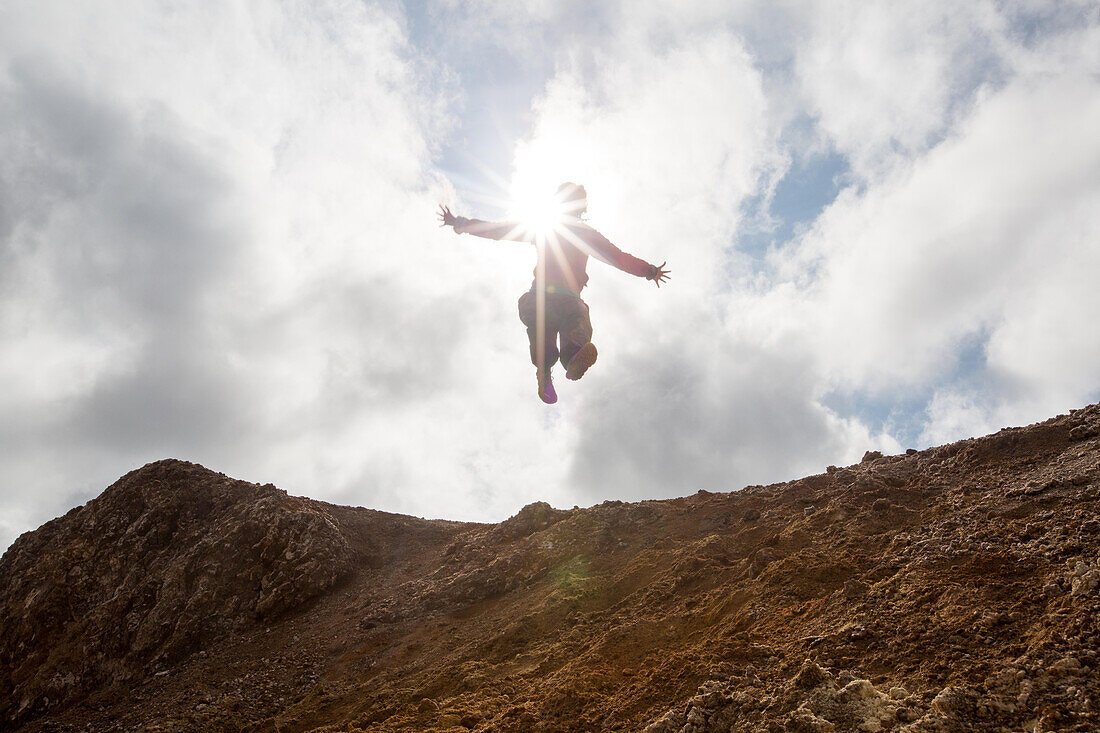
[2,404,1099,732]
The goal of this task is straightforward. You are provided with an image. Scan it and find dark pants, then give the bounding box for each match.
[517,289,593,371]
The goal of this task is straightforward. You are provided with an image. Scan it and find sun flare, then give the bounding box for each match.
[490,129,619,237]
[510,186,568,236]
[507,131,593,235]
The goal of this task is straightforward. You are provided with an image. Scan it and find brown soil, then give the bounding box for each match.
[2,403,1099,732]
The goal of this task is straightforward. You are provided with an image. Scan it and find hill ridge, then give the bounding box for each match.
[2,404,1099,731]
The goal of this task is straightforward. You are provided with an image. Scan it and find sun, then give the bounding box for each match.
[498,128,621,238]
[509,184,568,236]
[507,131,589,235]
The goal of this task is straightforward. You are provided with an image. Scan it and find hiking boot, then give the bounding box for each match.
[537,368,557,404]
[565,342,598,381]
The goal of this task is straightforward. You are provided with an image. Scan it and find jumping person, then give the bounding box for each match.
[438,182,670,404]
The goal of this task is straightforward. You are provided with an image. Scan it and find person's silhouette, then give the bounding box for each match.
[439,182,670,404]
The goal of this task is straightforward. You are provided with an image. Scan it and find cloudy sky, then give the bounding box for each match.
[2,0,1098,551]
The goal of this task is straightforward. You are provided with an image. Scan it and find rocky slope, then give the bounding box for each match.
[2,404,1099,732]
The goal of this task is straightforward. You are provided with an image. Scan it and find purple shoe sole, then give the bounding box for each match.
[538,371,557,404]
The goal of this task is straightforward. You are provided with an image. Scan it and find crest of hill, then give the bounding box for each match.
[0,459,473,723]
[2,405,1100,732]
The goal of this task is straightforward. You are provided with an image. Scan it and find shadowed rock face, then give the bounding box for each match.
[0,459,353,722]
[3,406,1100,732]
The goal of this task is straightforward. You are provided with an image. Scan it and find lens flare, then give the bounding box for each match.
[510,185,568,236]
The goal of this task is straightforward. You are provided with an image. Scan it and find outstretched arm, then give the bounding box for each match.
[575,225,671,288]
[437,205,531,242]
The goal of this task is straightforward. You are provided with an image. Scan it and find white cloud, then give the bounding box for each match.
[755,12,1100,447]
[2,0,1098,553]
[768,68,1100,399]
[568,306,898,499]
[502,13,893,498]
[512,0,1100,497]
[515,27,782,293]
[797,0,1011,181]
[0,0,512,549]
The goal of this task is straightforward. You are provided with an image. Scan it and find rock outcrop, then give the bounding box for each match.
[0,459,353,723]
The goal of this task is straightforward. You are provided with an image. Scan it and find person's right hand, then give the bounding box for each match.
[437,204,457,228]
[648,261,671,287]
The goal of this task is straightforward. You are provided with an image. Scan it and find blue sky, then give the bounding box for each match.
[2,0,1099,551]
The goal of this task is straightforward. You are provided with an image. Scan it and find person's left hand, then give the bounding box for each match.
[437,204,457,228]
[649,261,671,287]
